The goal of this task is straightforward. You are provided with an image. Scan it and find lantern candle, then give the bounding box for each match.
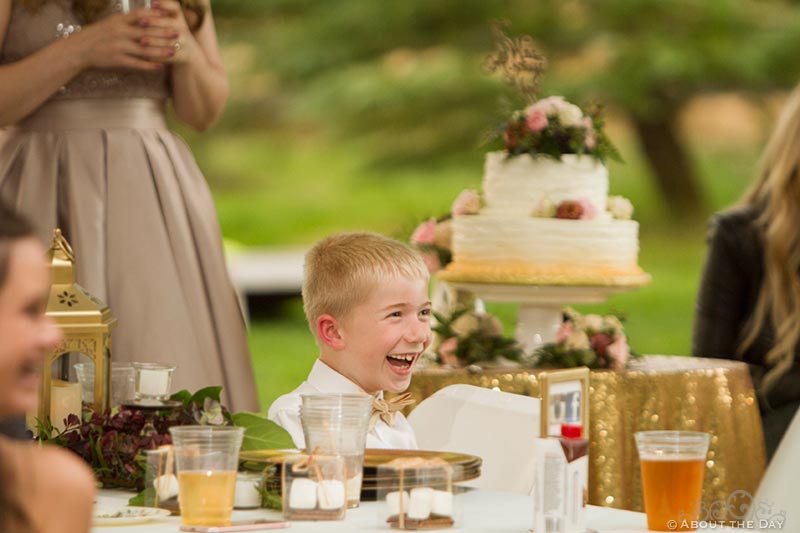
[50,379,81,432]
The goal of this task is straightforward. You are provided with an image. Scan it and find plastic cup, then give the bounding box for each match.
[300,393,372,508]
[169,426,245,526]
[143,446,178,509]
[635,431,710,531]
[74,362,135,408]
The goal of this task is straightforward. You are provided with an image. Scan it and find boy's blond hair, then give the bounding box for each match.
[302,232,429,337]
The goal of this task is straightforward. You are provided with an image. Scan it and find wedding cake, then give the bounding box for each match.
[437,97,650,287]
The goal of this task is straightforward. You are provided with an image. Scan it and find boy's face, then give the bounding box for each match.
[0,238,62,417]
[336,275,432,395]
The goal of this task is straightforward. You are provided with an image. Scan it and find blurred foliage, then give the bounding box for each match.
[195,1,800,406]
[205,0,800,214]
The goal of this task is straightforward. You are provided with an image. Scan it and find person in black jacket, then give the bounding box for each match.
[693,85,800,460]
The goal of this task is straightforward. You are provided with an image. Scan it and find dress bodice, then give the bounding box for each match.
[1,0,168,101]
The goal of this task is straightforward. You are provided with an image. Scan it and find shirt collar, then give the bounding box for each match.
[307,359,384,399]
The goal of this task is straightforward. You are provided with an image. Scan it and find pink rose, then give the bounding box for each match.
[607,334,630,370]
[577,198,597,220]
[555,321,574,344]
[451,189,481,216]
[411,218,437,245]
[438,337,460,367]
[526,107,549,133]
[420,250,441,274]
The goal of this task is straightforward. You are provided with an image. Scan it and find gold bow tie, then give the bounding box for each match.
[370,392,416,430]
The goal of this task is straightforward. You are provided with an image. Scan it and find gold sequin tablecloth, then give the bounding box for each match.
[406,355,766,512]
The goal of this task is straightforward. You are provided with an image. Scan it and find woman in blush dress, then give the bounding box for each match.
[0,0,259,412]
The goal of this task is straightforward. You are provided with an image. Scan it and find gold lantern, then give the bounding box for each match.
[39,230,118,427]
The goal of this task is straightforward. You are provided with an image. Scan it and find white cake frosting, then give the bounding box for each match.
[439,151,649,286]
[483,152,610,218]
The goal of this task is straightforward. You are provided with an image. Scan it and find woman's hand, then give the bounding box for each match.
[66,8,172,71]
[137,0,197,65]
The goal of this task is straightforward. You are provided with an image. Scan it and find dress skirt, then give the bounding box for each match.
[0,98,260,412]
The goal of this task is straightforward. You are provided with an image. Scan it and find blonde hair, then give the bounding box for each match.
[302,232,429,338]
[738,84,800,397]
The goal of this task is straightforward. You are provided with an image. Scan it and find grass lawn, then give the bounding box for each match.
[189,127,758,412]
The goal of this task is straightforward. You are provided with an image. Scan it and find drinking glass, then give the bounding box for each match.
[170,426,245,526]
[119,0,151,12]
[635,431,710,531]
[74,362,135,408]
[133,362,176,403]
[300,393,373,508]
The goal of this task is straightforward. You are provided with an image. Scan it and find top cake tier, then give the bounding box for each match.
[482,152,609,218]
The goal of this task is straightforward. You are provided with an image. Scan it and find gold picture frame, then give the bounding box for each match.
[539,367,590,437]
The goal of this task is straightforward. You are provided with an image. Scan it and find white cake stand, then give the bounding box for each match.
[443,281,636,353]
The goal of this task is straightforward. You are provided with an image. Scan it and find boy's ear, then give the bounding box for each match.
[316,314,346,350]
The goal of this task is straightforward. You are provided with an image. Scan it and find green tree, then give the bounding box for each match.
[213,0,800,216]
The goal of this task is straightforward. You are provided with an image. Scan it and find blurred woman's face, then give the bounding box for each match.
[0,238,62,417]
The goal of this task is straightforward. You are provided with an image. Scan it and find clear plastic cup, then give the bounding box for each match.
[143,446,178,510]
[74,362,135,408]
[300,393,372,508]
[169,426,245,527]
[635,431,710,531]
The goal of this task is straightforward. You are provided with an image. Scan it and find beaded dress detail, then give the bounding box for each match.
[0,0,259,412]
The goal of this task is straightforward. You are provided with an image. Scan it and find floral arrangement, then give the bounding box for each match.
[410,189,480,273]
[497,96,621,163]
[424,306,524,368]
[533,308,638,370]
[38,386,293,491]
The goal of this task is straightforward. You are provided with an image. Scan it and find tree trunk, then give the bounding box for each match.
[630,112,707,218]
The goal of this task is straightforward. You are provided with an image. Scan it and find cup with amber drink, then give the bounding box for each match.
[169,426,245,527]
[635,431,710,531]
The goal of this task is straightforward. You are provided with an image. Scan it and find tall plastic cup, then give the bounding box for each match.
[300,393,373,508]
[169,426,245,526]
[635,431,710,531]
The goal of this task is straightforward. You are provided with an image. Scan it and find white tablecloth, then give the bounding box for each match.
[93,488,746,533]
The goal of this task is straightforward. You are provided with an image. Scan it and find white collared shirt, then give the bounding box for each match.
[267,359,418,450]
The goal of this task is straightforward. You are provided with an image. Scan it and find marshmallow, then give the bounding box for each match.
[153,474,179,502]
[289,478,318,509]
[431,490,453,516]
[317,479,346,510]
[408,487,434,520]
[345,472,363,503]
[385,490,410,515]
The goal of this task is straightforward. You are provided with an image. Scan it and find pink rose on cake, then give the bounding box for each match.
[525,107,549,133]
[411,218,437,244]
[527,96,584,127]
[410,188,482,274]
[451,189,481,216]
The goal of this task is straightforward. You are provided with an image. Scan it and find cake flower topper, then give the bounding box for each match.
[484,21,547,104]
[484,23,621,164]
